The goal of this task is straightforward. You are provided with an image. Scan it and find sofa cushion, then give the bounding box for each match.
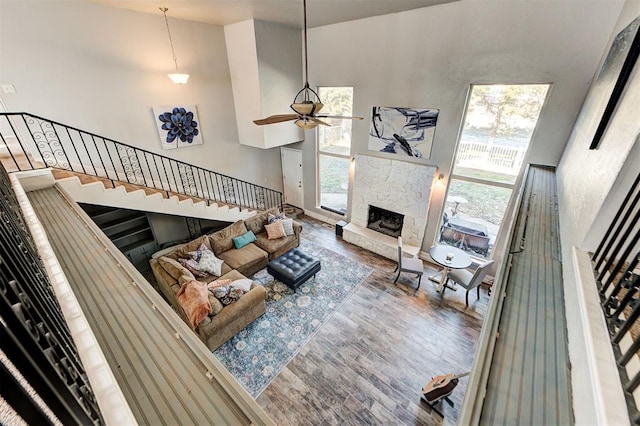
[265,221,286,239]
[152,242,187,259]
[209,220,248,255]
[244,207,280,235]
[208,293,224,315]
[159,256,195,280]
[233,230,257,249]
[218,243,268,275]
[254,232,297,254]
[218,269,246,282]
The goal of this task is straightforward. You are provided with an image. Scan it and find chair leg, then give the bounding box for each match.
[465,290,469,307]
[393,265,398,273]
[416,273,422,290]
[394,270,400,283]
[477,285,481,300]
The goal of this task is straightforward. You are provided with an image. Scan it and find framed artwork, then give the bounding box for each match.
[584,16,640,149]
[368,106,438,158]
[152,105,203,150]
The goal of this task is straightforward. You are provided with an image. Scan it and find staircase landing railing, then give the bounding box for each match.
[0,112,283,212]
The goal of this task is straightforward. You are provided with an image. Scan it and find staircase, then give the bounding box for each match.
[0,112,283,221]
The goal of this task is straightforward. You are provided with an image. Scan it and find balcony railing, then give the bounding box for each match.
[0,112,282,212]
[592,170,640,424]
[0,162,103,424]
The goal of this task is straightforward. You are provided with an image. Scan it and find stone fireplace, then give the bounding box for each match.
[367,205,404,238]
[343,154,436,260]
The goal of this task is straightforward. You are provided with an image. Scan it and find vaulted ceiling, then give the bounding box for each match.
[85,0,458,28]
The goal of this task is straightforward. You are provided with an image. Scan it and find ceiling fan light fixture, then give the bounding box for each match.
[294,118,319,130]
[291,101,323,116]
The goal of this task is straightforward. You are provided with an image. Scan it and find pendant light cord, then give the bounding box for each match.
[160,7,180,73]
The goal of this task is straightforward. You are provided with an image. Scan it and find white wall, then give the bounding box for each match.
[302,0,623,252]
[556,0,640,423]
[0,1,283,190]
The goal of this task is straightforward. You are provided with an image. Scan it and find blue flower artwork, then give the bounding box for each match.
[153,105,203,149]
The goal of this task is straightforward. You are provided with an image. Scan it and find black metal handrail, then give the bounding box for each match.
[0,112,283,212]
[0,162,103,424]
[592,169,640,424]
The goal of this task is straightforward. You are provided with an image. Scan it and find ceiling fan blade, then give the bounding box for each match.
[315,115,364,120]
[253,114,299,125]
[309,117,331,126]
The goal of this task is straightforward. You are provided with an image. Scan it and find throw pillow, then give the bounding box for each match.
[232,230,257,249]
[212,286,245,306]
[207,278,233,290]
[159,256,194,280]
[178,258,210,278]
[187,243,209,262]
[265,221,286,239]
[268,212,287,223]
[196,250,224,276]
[280,218,295,236]
[231,278,255,293]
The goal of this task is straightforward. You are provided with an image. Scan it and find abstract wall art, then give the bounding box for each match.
[368,106,438,158]
[153,105,203,150]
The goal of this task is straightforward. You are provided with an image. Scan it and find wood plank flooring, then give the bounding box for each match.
[257,216,488,425]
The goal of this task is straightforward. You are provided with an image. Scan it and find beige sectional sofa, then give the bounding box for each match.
[150,207,302,350]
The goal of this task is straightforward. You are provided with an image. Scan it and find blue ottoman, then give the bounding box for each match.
[267,248,321,292]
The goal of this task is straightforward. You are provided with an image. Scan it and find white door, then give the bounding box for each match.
[281,147,303,208]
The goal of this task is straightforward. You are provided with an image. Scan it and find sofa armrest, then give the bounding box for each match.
[293,220,303,239]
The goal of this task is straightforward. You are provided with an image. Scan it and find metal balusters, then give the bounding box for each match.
[0,162,103,424]
[592,170,640,423]
[0,112,283,212]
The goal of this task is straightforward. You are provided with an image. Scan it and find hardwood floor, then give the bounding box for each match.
[257,215,488,425]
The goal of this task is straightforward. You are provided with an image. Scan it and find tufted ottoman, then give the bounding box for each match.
[266,248,321,292]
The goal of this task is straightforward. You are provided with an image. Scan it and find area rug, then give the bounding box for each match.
[213,240,373,398]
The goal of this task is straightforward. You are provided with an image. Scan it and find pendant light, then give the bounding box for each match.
[160,7,189,84]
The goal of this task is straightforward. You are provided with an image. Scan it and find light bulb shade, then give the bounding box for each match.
[168,73,190,84]
[291,101,323,116]
[294,118,319,130]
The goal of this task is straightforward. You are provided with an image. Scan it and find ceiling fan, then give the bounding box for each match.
[253,0,363,130]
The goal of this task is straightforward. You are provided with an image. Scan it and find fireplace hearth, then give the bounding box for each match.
[367,205,404,237]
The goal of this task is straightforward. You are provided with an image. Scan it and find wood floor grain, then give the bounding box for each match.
[257,216,488,425]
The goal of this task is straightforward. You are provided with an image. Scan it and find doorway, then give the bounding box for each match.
[281,147,304,208]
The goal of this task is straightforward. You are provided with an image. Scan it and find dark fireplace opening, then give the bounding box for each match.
[367,205,404,238]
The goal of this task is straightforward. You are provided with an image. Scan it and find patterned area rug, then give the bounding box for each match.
[213,240,373,398]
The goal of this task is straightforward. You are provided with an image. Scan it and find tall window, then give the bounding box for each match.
[317,87,354,215]
[439,84,549,257]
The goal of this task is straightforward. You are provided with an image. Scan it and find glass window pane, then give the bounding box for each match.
[438,179,512,257]
[454,84,549,184]
[319,155,349,214]
[318,87,353,156]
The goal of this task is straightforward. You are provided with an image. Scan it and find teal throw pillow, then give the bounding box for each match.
[233,230,257,249]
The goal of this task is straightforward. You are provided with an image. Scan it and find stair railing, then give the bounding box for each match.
[0,112,283,212]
